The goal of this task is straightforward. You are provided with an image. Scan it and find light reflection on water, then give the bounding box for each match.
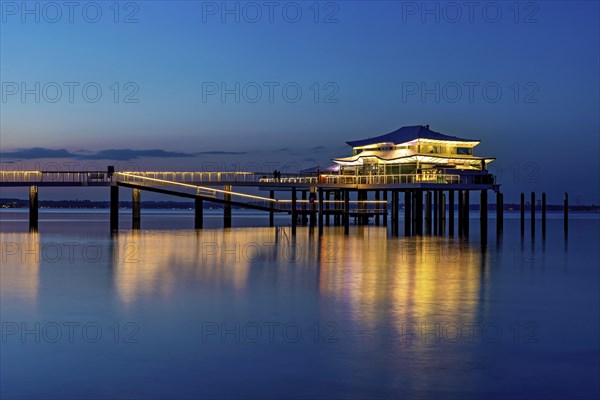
[1,211,599,399]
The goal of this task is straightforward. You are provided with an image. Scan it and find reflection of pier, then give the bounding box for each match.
[1,168,498,237]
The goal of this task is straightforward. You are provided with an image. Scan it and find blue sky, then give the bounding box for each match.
[1,1,599,203]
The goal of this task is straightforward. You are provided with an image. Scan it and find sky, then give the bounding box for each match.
[0,0,599,203]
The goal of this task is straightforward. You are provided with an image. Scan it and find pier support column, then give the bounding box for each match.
[326,191,331,226]
[564,192,568,234]
[425,191,432,234]
[391,191,399,236]
[441,193,446,235]
[343,190,350,235]
[223,185,232,228]
[383,191,388,227]
[480,189,488,240]
[375,191,380,226]
[520,193,525,235]
[458,190,464,235]
[110,185,119,232]
[463,191,470,236]
[195,198,203,229]
[29,185,38,232]
[415,190,423,235]
[496,192,503,234]
[302,191,308,225]
[334,191,340,226]
[132,188,141,230]
[269,190,275,227]
[531,192,535,236]
[542,192,546,235]
[448,190,455,236]
[318,189,324,235]
[291,187,297,236]
[404,191,411,236]
[310,189,317,228]
[433,190,438,235]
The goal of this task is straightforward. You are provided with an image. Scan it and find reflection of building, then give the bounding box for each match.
[333,125,495,178]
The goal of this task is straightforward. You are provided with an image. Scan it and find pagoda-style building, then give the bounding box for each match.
[333,125,495,182]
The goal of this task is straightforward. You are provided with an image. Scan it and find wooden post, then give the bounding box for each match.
[425,191,432,234]
[564,192,568,234]
[29,185,38,232]
[195,198,203,229]
[463,191,470,236]
[480,189,488,239]
[448,190,455,236]
[383,190,388,227]
[291,187,297,236]
[531,192,535,235]
[132,188,141,230]
[269,190,275,227]
[520,192,525,234]
[458,189,463,235]
[404,191,412,236]
[375,190,380,226]
[318,189,324,235]
[110,185,119,232]
[438,190,444,234]
[223,185,232,228]
[415,190,423,235]
[343,190,350,235]
[441,193,446,235]
[496,192,503,234]
[326,191,331,226]
[433,190,438,235]
[301,191,307,225]
[542,192,546,234]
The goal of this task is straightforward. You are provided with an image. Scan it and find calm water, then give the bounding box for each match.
[1,210,599,399]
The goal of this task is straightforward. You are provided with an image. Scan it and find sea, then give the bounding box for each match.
[1,209,599,399]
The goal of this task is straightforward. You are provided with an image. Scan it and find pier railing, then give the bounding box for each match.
[119,171,257,183]
[259,173,461,185]
[0,170,112,184]
[115,172,277,209]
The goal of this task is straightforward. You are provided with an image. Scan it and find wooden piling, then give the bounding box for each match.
[458,189,463,235]
[564,192,568,233]
[496,192,503,234]
[542,192,546,234]
[531,192,535,235]
[463,191,470,236]
[195,198,203,229]
[375,190,380,226]
[223,185,232,228]
[318,189,324,234]
[343,190,350,235]
[110,185,119,232]
[425,191,432,234]
[383,191,388,227]
[29,185,38,232]
[433,190,438,235]
[269,190,275,227]
[520,193,525,234]
[404,191,412,236]
[448,190,455,236]
[132,188,141,230]
[291,187,297,235]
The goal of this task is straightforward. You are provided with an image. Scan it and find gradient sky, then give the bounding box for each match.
[1,0,599,203]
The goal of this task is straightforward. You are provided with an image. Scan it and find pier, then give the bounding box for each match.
[1,125,507,235]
